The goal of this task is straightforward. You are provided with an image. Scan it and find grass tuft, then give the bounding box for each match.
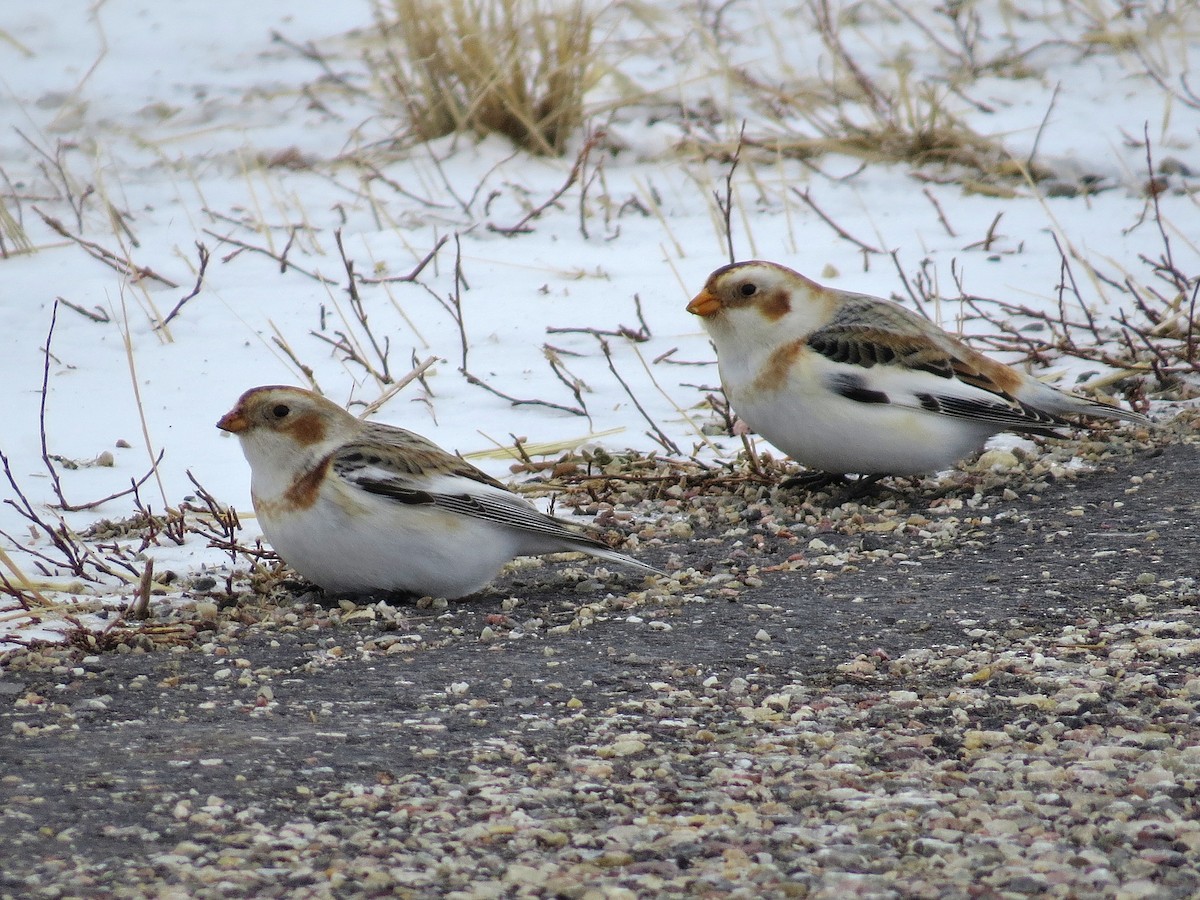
[369,0,598,154]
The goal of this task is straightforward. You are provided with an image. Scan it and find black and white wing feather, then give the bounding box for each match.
[329,435,659,573]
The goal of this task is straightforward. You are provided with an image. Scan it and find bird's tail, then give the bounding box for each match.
[1076,396,1150,426]
[571,538,663,575]
[1024,378,1150,427]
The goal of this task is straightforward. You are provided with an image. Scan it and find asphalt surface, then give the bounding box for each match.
[1,430,1197,896]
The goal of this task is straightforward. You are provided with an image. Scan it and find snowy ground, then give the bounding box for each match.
[1,0,1197,645]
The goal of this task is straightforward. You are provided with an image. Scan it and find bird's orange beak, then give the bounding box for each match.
[216,408,249,434]
[686,289,721,318]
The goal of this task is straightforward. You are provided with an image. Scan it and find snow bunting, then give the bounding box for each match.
[217,385,657,597]
[687,260,1148,476]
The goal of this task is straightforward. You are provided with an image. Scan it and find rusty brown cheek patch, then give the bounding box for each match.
[759,288,791,320]
[284,413,327,447]
[753,338,807,393]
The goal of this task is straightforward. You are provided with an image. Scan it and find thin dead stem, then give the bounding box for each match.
[596,336,680,455]
[36,208,178,288]
[792,188,883,257]
[38,301,164,512]
[202,227,337,284]
[488,131,602,235]
[159,242,210,328]
[713,123,746,264]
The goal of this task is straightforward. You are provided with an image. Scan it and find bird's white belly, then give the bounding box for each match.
[256,492,521,597]
[731,382,993,475]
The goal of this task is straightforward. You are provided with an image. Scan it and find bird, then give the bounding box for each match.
[216,385,658,597]
[687,260,1148,477]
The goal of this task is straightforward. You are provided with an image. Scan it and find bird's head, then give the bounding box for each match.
[217,385,355,475]
[687,260,830,347]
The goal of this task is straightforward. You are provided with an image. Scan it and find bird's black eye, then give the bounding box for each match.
[272,404,290,419]
[740,282,758,297]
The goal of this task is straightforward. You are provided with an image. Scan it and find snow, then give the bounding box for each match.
[1,0,1196,645]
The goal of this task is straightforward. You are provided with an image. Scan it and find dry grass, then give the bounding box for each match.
[368,0,598,154]
[0,195,33,257]
[666,8,1020,182]
[672,0,1197,183]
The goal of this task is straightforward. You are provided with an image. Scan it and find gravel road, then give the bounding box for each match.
[2,413,1198,899]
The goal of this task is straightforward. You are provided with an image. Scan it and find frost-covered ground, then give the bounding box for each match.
[1,0,1197,646]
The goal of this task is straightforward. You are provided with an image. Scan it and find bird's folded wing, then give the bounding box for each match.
[352,425,509,487]
[333,448,612,548]
[808,297,1016,398]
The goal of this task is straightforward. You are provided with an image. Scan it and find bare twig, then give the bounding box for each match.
[1,451,135,581]
[812,0,886,116]
[16,130,91,230]
[182,471,243,565]
[38,301,165,512]
[652,348,712,366]
[309,331,391,384]
[56,453,164,515]
[1131,44,1200,112]
[38,303,66,478]
[577,141,603,241]
[461,370,586,417]
[56,297,110,323]
[355,355,440,419]
[963,212,1004,252]
[334,229,391,382]
[597,336,680,454]
[416,235,471,372]
[270,29,362,93]
[1140,124,1188,297]
[160,242,210,327]
[1026,82,1061,172]
[35,208,178,287]
[543,345,591,422]
[270,327,321,392]
[791,188,883,255]
[202,228,337,283]
[888,251,935,321]
[487,131,603,236]
[713,123,746,264]
[921,187,956,237]
[359,234,450,284]
[278,226,299,273]
[546,294,652,343]
[1050,232,1100,340]
[355,160,455,210]
[450,234,469,370]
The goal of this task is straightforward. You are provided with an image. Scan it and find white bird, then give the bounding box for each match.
[217,385,657,597]
[687,260,1148,476]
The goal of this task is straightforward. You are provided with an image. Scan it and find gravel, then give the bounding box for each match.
[1,412,1198,899]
